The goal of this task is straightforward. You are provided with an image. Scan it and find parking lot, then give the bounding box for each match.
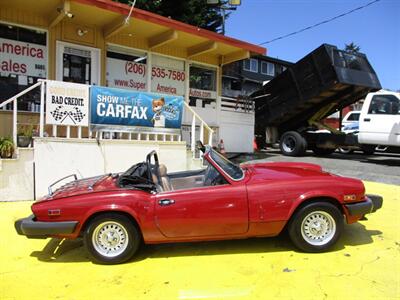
[237,149,400,186]
[1,152,399,300]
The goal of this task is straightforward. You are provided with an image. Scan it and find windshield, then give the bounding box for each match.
[209,148,244,180]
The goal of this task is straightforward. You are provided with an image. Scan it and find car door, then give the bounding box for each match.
[359,93,400,146]
[153,181,249,238]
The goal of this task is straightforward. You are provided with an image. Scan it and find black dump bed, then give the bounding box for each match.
[253,44,381,136]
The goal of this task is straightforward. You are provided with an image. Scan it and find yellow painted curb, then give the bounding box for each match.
[1,182,399,299]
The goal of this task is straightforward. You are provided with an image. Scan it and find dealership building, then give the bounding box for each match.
[0,0,266,201]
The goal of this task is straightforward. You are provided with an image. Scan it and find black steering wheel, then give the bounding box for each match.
[146,150,162,185]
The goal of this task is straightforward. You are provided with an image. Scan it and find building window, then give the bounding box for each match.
[0,23,47,111]
[243,59,258,73]
[230,79,242,91]
[189,65,216,91]
[261,61,275,76]
[106,46,147,91]
[189,65,217,108]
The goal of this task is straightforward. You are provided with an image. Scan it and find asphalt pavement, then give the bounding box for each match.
[234,149,400,186]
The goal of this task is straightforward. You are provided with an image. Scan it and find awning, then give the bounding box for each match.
[2,0,266,65]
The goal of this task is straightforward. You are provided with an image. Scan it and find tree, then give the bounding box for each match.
[112,0,229,33]
[345,42,361,53]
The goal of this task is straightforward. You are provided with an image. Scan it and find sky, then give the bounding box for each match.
[225,0,400,91]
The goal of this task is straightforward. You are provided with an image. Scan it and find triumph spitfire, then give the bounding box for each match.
[15,145,382,264]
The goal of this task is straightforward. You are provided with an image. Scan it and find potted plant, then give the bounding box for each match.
[17,124,33,147]
[0,137,15,158]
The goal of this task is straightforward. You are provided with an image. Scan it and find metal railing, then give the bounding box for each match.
[0,80,44,147]
[182,101,214,158]
[0,80,214,157]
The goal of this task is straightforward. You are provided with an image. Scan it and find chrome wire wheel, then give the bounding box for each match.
[300,211,336,246]
[92,221,129,258]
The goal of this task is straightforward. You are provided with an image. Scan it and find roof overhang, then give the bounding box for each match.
[1,0,266,65]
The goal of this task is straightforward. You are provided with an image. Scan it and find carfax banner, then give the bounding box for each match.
[90,86,183,129]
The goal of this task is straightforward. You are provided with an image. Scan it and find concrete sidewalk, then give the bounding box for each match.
[1,181,399,300]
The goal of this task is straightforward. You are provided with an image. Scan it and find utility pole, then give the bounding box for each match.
[207,0,241,35]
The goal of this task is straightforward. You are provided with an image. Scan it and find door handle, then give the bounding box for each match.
[158,199,175,206]
[364,118,371,122]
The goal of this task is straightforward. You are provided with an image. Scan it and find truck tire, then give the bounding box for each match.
[361,145,375,155]
[312,147,335,156]
[280,131,307,156]
[339,147,354,154]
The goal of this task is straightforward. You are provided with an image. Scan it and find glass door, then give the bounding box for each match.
[56,41,100,85]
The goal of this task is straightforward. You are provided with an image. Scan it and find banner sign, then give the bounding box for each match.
[46,80,89,126]
[0,37,47,78]
[90,86,183,129]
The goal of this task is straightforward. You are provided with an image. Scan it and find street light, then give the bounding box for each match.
[207,0,241,35]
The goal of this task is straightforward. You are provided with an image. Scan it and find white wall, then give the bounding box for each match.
[34,138,187,198]
[220,111,254,153]
[0,148,34,201]
[182,106,219,127]
[0,138,187,201]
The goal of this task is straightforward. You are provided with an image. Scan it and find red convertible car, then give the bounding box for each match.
[15,145,382,264]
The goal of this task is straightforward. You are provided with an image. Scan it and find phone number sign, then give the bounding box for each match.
[151,65,185,96]
[106,57,147,91]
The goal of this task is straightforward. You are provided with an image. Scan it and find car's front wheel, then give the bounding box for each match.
[288,202,343,252]
[84,213,141,264]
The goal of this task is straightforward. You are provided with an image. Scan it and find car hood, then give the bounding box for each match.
[43,174,118,200]
[244,161,332,181]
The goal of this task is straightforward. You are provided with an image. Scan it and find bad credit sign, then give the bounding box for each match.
[46,81,89,126]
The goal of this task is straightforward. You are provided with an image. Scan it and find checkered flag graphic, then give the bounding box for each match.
[50,106,86,124]
[70,107,85,123]
[50,106,68,121]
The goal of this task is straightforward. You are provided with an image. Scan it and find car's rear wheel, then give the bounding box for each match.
[288,202,343,252]
[84,213,141,264]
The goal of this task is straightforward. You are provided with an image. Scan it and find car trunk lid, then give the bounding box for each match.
[45,174,117,200]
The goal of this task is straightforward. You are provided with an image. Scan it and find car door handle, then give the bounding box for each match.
[364,118,371,122]
[158,199,175,206]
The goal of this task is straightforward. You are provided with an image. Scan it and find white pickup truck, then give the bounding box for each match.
[358,90,400,154]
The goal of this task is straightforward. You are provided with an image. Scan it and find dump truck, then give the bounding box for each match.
[253,44,382,156]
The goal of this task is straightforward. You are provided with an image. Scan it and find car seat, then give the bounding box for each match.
[159,164,173,191]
